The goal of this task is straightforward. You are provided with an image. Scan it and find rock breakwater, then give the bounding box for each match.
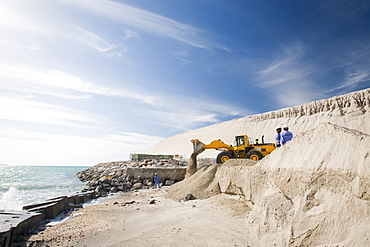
[77,159,187,197]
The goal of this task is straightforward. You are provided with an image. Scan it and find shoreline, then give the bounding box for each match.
[25,188,251,247]
[1,160,190,247]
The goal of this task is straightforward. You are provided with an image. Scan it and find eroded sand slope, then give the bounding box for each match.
[167,122,370,246]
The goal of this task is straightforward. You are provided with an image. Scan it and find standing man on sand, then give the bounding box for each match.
[275,126,282,147]
[154,173,161,188]
[282,125,293,144]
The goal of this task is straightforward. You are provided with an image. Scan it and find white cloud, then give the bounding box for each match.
[73,27,128,56]
[325,71,370,93]
[255,43,318,107]
[0,128,164,165]
[124,29,141,40]
[64,0,225,51]
[0,96,109,128]
[0,1,127,57]
[0,64,247,131]
[139,95,248,131]
[169,49,192,65]
[0,65,158,104]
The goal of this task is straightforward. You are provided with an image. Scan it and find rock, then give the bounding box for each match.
[184,193,197,201]
[149,199,156,204]
[133,176,143,184]
[132,183,143,189]
[99,191,108,197]
[124,183,132,190]
[121,200,135,206]
[143,179,151,185]
[165,180,175,186]
[75,158,187,203]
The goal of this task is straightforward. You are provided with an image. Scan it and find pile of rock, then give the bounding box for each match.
[76,159,187,197]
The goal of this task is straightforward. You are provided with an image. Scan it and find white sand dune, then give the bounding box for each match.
[146,88,370,159]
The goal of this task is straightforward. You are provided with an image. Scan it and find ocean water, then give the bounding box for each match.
[0,165,89,211]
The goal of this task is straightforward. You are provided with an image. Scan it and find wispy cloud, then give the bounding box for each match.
[123,29,141,40]
[0,1,127,57]
[255,43,318,107]
[0,64,246,131]
[325,70,370,93]
[64,0,226,51]
[0,65,158,104]
[140,95,248,131]
[73,27,128,56]
[169,49,192,65]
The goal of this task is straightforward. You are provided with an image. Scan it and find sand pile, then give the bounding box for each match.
[241,122,370,246]
[167,159,256,200]
[146,88,370,158]
[167,164,222,201]
[168,122,370,246]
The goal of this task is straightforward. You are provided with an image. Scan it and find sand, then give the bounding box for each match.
[26,88,370,246]
[28,189,251,247]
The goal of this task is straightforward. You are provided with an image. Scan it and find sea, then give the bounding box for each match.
[0,165,89,211]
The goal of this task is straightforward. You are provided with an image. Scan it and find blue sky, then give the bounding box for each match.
[1,0,369,165]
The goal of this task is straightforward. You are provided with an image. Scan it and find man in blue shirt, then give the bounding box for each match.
[154,173,161,188]
[282,125,293,144]
[275,126,282,147]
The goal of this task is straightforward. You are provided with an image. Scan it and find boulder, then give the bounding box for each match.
[132,183,143,190]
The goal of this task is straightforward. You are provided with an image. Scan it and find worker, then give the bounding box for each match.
[153,173,161,188]
[281,125,293,144]
[275,126,282,147]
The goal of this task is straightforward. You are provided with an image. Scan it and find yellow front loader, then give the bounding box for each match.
[191,135,275,164]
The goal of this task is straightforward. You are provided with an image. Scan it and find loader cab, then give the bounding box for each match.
[234,135,245,147]
[233,135,250,158]
[234,135,250,147]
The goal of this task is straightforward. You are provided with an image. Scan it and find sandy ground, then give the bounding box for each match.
[28,189,251,247]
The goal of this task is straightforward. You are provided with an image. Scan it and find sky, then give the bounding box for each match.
[1,0,370,166]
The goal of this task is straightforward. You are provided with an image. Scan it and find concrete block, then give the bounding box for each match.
[73,194,81,204]
[79,194,88,203]
[23,197,68,220]
[0,227,11,247]
[126,167,186,181]
[67,196,75,204]
[0,210,42,247]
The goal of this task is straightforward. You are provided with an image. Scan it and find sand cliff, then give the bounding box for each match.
[167,122,370,245]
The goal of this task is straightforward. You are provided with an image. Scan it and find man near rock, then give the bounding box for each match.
[275,126,282,147]
[153,173,161,188]
[282,125,293,144]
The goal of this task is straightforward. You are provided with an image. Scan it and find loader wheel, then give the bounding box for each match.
[216,152,233,164]
[246,150,264,161]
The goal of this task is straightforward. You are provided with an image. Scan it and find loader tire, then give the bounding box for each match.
[246,150,264,161]
[216,152,233,164]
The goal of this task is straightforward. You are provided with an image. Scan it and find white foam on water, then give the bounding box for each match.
[0,186,22,210]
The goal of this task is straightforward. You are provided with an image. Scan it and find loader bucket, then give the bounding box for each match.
[191,139,206,156]
[186,139,206,178]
